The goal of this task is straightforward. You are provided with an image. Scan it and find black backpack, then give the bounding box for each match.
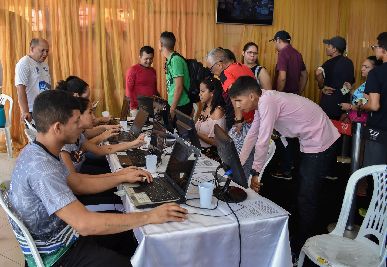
[168,53,212,103]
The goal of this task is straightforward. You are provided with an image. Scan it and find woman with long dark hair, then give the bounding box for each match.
[195,77,226,160]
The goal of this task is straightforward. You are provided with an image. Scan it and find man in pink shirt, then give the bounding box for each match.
[229,76,340,258]
[125,46,158,114]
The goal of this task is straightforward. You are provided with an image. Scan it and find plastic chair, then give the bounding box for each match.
[192,102,199,121]
[298,165,387,267]
[24,128,36,143]
[0,181,45,267]
[0,93,13,157]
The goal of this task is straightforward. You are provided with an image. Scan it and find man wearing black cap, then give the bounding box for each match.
[315,36,355,120]
[270,30,308,180]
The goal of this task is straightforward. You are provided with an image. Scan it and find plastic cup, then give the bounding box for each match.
[198,182,214,209]
[130,109,138,118]
[102,111,110,118]
[120,120,128,131]
[146,155,157,173]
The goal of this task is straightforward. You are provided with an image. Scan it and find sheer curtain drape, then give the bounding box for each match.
[0,0,386,151]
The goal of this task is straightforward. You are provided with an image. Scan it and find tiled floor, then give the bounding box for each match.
[0,152,25,267]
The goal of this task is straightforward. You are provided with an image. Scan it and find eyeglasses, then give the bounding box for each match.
[209,61,221,73]
[371,45,382,50]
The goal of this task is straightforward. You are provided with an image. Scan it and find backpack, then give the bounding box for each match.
[168,53,212,103]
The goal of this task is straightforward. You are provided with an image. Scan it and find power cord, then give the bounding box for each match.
[226,201,242,267]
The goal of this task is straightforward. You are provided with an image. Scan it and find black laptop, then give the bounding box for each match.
[108,109,149,144]
[137,96,154,118]
[175,110,202,148]
[109,96,130,125]
[117,121,168,167]
[124,139,200,209]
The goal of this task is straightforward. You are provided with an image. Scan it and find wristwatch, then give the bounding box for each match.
[235,117,244,123]
[250,169,260,177]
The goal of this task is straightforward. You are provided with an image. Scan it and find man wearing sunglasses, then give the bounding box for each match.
[362,32,387,166]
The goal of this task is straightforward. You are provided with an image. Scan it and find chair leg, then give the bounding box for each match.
[297,250,306,267]
[5,127,12,158]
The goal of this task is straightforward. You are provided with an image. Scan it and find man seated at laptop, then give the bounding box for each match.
[8,90,188,267]
[56,75,120,138]
[195,77,226,161]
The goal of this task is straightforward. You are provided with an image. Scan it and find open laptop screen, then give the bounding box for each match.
[165,141,197,196]
[120,96,130,121]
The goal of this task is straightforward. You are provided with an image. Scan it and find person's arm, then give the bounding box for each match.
[81,135,145,156]
[170,76,184,117]
[197,107,225,146]
[55,200,187,236]
[126,67,138,110]
[67,167,152,195]
[299,70,308,94]
[84,125,121,139]
[89,129,119,144]
[276,71,286,92]
[257,68,272,90]
[60,151,77,174]
[362,93,380,111]
[16,85,31,121]
[363,69,380,112]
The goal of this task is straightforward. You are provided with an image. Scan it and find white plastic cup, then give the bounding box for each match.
[120,120,128,131]
[145,155,157,173]
[198,182,214,209]
[130,109,138,118]
[102,111,110,118]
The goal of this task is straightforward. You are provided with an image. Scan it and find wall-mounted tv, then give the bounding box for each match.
[216,0,274,26]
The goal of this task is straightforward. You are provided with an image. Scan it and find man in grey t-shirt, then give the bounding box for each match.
[9,90,188,266]
[15,38,51,122]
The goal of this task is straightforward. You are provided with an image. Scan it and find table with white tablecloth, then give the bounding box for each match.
[107,148,292,267]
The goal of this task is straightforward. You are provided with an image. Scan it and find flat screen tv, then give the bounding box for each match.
[216,0,274,26]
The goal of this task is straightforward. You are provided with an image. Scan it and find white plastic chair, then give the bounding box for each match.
[298,165,387,267]
[0,181,45,267]
[24,128,36,143]
[0,93,13,158]
[192,102,199,121]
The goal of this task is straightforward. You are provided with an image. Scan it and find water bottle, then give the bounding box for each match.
[0,104,5,127]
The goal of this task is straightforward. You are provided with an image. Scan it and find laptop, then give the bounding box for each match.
[175,110,202,148]
[108,109,149,144]
[109,96,130,125]
[124,139,200,209]
[118,121,169,168]
[137,96,154,118]
[153,96,173,132]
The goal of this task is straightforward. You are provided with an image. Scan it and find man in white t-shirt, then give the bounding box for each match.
[15,38,51,122]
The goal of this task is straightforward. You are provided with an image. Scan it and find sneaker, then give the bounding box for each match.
[271,170,292,180]
[324,176,338,180]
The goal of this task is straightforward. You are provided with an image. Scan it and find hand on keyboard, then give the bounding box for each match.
[147,203,188,224]
[117,167,153,183]
[128,134,146,149]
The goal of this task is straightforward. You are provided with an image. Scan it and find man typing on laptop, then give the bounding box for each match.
[8,90,188,267]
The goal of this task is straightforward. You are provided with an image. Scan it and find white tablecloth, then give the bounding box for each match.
[107,151,292,267]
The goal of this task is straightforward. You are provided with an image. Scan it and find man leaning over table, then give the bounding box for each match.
[8,90,187,267]
[228,76,340,261]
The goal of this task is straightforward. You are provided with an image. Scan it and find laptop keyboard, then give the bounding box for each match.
[126,149,148,166]
[136,178,178,202]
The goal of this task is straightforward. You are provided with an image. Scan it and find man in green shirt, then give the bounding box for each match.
[160,31,192,118]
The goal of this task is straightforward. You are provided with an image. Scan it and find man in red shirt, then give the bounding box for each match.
[206,47,255,130]
[125,46,158,114]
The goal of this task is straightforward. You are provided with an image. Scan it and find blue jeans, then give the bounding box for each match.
[293,141,337,255]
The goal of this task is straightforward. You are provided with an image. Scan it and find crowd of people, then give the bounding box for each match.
[9,30,387,266]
